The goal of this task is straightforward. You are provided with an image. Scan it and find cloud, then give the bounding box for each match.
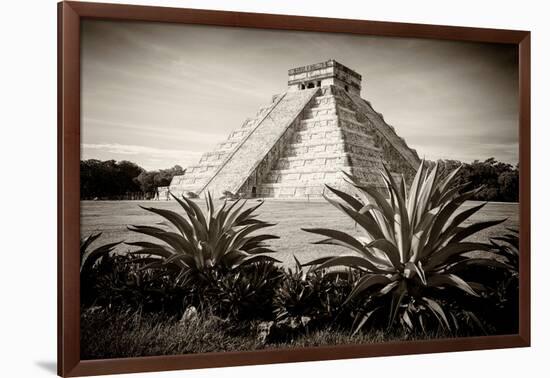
[82,143,202,170]
[82,143,198,157]
[82,117,225,142]
[81,20,519,167]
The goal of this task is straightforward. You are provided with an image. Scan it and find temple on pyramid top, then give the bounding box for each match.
[287,60,362,95]
[167,60,420,199]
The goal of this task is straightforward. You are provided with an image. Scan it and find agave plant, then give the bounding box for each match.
[80,233,121,306]
[127,192,280,283]
[486,228,519,334]
[490,228,519,273]
[80,233,121,276]
[303,161,512,334]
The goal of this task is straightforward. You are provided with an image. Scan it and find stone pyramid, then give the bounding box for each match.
[169,60,420,199]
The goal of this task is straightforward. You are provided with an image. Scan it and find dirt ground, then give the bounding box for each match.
[81,199,519,268]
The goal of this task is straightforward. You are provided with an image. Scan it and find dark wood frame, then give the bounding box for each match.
[58,1,531,376]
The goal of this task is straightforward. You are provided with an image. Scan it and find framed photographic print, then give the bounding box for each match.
[58,1,531,376]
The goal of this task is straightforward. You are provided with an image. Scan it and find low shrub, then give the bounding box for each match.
[458,229,519,334]
[80,233,121,307]
[219,190,240,201]
[88,252,192,315]
[272,258,360,337]
[208,261,284,320]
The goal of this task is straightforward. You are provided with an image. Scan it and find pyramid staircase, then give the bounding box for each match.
[258,86,386,198]
[169,92,288,197]
[169,60,420,199]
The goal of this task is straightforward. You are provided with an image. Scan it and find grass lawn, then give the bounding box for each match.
[81,199,519,268]
[80,307,451,360]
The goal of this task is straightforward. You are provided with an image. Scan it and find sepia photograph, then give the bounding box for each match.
[79,19,520,360]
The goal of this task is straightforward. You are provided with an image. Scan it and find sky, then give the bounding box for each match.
[81,20,519,171]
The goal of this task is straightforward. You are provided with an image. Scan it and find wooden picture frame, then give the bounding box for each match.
[58,1,531,376]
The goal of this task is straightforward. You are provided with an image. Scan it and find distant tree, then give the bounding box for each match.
[80,159,144,199]
[116,160,144,193]
[134,165,185,196]
[498,169,519,202]
[434,158,518,202]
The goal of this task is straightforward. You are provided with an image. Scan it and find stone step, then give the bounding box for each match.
[173,168,217,181]
[308,101,338,112]
[269,157,382,175]
[168,182,203,196]
[341,130,377,146]
[215,140,240,151]
[173,176,208,186]
[345,93,421,170]
[257,184,334,198]
[285,142,346,157]
[280,150,382,165]
[339,111,360,123]
[275,155,350,171]
[292,129,343,143]
[170,94,291,194]
[294,125,375,142]
[303,107,337,118]
[345,142,383,157]
[204,95,289,158]
[236,118,259,131]
[199,152,228,164]
[338,106,356,115]
[350,169,389,187]
[265,164,382,183]
[299,117,338,128]
[302,104,356,118]
[338,119,376,135]
[228,128,252,140]
[185,164,220,175]
[257,181,371,198]
[348,155,386,170]
[257,184,388,199]
[301,113,339,122]
[200,88,320,196]
[296,122,341,133]
[278,150,351,162]
[169,175,186,187]
[267,165,350,175]
[299,116,365,130]
[285,138,381,157]
[264,169,348,184]
[260,168,388,190]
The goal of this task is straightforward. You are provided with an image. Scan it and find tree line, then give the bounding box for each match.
[434,157,519,202]
[80,157,519,202]
[80,159,184,200]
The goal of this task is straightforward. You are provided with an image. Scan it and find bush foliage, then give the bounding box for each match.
[80,159,184,199]
[80,161,519,354]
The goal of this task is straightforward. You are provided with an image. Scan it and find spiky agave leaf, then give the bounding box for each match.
[489,228,519,273]
[127,191,280,280]
[80,233,121,274]
[304,160,512,334]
